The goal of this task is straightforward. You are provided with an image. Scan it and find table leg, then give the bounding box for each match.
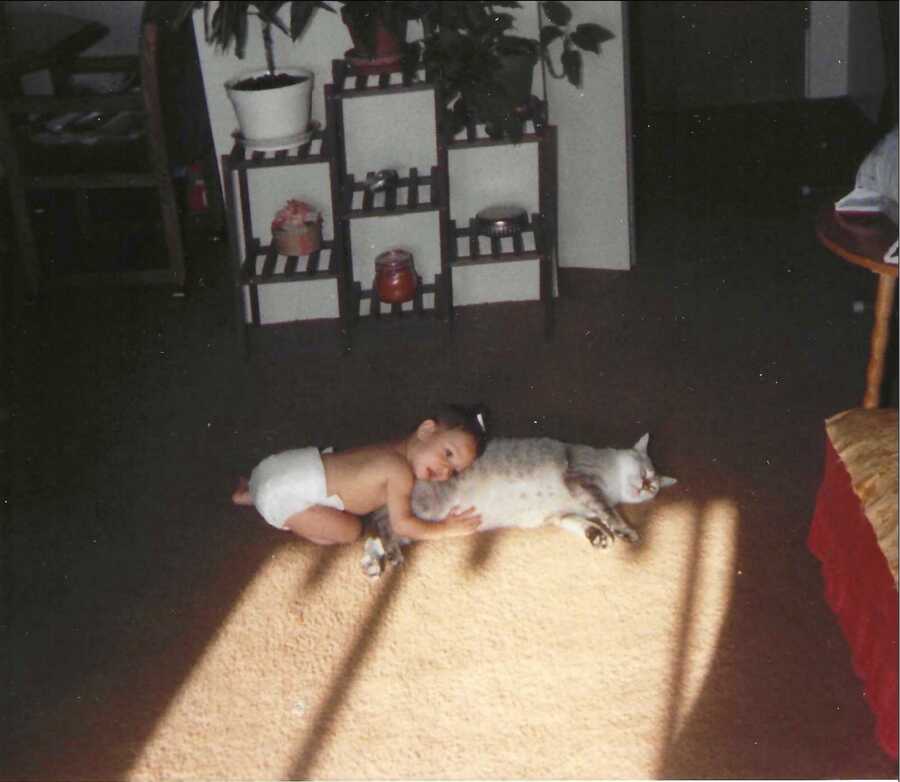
[863,273,897,409]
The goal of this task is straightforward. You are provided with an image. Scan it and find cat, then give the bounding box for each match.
[360,433,676,578]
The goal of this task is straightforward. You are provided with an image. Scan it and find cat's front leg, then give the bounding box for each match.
[588,503,639,544]
[564,471,640,544]
[360,536,387,579]
[372,507,405,567]
[360,508,405,579]
[553,514,613,548]
[603,505,639,544]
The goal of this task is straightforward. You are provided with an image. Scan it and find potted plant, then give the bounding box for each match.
[338,1,423,74]
[418,1,613,140]
[175,1,333,149]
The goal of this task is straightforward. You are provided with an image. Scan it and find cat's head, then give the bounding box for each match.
[616,433,677,504]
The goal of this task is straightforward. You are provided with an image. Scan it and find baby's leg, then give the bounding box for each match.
[284,505,362,546]
[232,477,253,505]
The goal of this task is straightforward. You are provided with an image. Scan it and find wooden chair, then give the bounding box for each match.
[816,207,898,409]
[0,20,185,296]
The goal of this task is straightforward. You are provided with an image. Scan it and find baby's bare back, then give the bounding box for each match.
[322,443,409,515]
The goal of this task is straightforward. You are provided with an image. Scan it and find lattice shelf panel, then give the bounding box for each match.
[227,124,329,170]
[451,215,545,267]
[331,59,430,99]
[446,97,548,148]
[344,166,442,218]
[241,238,338,285]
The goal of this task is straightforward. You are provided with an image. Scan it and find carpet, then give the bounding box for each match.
[127,492,738,780]
[5,202,897,777]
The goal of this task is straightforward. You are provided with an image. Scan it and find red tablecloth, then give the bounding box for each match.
[808,434,898,759]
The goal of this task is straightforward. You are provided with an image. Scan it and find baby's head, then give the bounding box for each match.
[408,403,489,482]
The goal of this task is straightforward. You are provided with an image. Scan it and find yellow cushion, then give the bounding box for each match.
[826,407,899,585]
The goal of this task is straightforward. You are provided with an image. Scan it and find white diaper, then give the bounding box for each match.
[248,447,344,530]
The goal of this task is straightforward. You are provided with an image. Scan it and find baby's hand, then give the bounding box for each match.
[440,505,481,537]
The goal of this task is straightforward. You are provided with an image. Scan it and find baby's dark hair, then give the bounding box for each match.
[432,403,490,457]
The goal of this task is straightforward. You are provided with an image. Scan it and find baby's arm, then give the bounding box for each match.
[386,468,480,541]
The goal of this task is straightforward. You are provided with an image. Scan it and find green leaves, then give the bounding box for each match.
[177,1,332,65]
[539,25,563,47]
[569,22,614,54]
[420,1,614,139]
[290,2,321,41]
[537,3,613,86]
[257,1,291,39]
[211,2,251,59]
[541,1,571,27]
[560,46,581,88]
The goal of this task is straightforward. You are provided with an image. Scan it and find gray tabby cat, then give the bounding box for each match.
[361,433,676,578]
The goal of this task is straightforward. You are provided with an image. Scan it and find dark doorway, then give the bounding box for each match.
[633,1,807,111]
[627,1,884,218]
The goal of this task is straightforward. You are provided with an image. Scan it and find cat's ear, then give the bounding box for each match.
[659,476,677,488]
[634,433,650,453]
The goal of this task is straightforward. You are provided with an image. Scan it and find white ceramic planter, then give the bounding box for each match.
[225,66,314,150]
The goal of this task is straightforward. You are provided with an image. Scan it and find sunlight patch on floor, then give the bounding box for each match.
[128,543,376,781]
[655,499,741,762]
[128,497,739,780]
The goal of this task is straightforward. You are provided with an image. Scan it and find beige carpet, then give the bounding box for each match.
[127,494,738,780]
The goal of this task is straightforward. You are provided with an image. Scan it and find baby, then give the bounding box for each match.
[231,404,489,545]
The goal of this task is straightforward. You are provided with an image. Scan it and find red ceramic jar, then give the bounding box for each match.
[374,249,417,304]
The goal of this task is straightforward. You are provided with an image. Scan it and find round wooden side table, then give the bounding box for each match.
[816,207,899,408]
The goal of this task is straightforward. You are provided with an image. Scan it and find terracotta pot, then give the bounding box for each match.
[271,200,322,256]
[344,16,407,61]
[273,222,321,256]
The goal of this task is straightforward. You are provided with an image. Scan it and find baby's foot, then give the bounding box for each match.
[231,477,253,506]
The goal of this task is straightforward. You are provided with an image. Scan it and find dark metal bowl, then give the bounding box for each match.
[366,168,399,192]
[474,205,529,237]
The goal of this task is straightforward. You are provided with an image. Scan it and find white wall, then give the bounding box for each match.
[806,0,885,120]
[545,1,631,270]
[807,0,850,98]
[847,0,887,123]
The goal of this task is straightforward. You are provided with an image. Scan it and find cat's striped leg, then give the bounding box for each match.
[371,507,405,567]
[360,536,387,579]
[592,504,639,544]
[563,471,640,544]
[552,514,615,548]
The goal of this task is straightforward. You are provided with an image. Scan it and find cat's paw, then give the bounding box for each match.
[586,525,610,548]
[360,537,386,580]
[361,553,384,579]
